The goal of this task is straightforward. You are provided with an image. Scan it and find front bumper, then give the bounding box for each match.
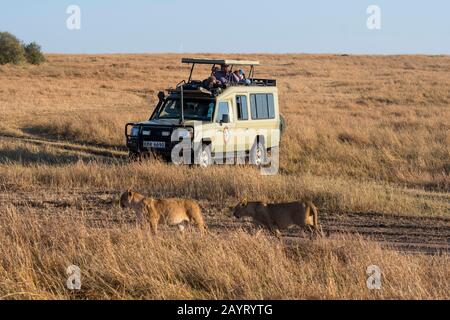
[125,123,194,156]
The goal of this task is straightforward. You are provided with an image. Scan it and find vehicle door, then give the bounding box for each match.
[213,100,234,159]
[234,94,252,152]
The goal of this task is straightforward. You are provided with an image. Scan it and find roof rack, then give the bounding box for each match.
[179,57,276,90]
[182,58,261,82]
[247,78,277,87]
[181,58,260,66]
[168,85,215,97]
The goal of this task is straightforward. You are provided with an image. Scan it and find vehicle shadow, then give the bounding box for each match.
[0,145,122,165]
[21,126,126,151]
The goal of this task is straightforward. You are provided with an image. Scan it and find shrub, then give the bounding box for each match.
[24,42,45,65]
[0,32,25,65]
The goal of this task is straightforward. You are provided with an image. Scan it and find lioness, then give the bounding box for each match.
[120,189,206,234]
[232,199,322,237]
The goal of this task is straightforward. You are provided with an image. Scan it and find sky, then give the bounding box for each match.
[1,0,449,54]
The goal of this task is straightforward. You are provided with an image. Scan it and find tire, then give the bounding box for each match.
[268,145,280,164]
[136,151,159,162]
[280,114,286,135]
[249,139,267,166]
[195,144,212,168]
[161,153,173,164]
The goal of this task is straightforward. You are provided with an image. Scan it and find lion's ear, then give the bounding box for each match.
[127,188,132,196]
[241,197,248,205]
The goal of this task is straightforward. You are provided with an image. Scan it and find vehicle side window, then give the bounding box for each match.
[206,102,215,120]
[216,102,230,122]
[236,95,248,120]
[256,94,268,118]
[250,93,275,120]
[250,94,258,119]
[267,94,275,118]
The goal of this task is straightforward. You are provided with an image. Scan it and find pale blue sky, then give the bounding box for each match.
[1,0,449,54]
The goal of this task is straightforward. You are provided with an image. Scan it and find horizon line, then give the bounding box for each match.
[43,52,450,57]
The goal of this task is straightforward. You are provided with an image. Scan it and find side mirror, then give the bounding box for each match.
[221,114,230,124]
[157,91,165,101]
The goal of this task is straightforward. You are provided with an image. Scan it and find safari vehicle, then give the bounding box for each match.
[125,58,284,167]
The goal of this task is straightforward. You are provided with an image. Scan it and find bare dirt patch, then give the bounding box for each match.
[2,190,448,255]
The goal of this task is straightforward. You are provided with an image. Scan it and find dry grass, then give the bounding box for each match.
[0,207,448,300]
[0,54,449,300]
[0,54,449,192]
[1,161,448,217]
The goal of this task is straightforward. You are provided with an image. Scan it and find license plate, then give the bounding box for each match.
[143,141,166,149]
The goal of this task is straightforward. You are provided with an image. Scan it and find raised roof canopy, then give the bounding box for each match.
[181,58,260,66]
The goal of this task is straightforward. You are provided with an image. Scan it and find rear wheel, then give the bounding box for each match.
[250,139,267,166]
[196,144,212,168]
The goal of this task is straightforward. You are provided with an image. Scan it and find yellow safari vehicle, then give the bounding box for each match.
[125,58,285,167]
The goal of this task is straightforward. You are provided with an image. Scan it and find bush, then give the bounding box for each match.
[0,32,25,65]
[24,42,45,65]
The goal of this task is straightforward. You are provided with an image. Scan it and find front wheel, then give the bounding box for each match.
[128,152,140,162]
[129,152,152,162]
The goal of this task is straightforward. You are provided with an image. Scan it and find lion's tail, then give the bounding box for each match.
[309,202,323,237]
[307,201,318,230]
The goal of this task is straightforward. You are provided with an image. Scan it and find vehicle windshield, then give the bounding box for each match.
[156,98,215,121]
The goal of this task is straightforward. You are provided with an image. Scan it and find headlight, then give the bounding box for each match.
[131,127,140,137]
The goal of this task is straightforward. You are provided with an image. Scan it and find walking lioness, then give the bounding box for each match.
[233,199,322,237]
[120,189,206,234]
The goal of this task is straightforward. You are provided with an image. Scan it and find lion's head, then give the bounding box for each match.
[232,198,263,218]
[119,188,133,209]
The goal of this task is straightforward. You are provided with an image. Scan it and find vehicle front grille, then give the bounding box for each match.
[141,126,174,140]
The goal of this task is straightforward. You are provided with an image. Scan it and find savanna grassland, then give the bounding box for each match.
[0,54,449,299]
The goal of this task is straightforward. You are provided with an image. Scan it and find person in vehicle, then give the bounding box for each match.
[203,75,220,90]
[212,64,227,84]
[233,69,251,84]
[213,64,237,84]
[211,66,220,75]
[234,70,243,81]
